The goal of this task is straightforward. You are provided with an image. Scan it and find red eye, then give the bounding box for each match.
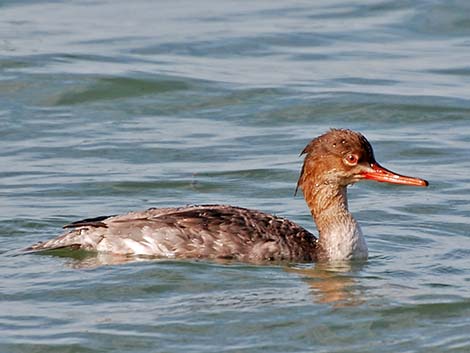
[344,154,358,166]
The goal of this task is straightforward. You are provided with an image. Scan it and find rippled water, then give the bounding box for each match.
[1,1,470,352]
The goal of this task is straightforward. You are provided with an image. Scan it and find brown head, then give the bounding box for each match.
[296,129,428,195]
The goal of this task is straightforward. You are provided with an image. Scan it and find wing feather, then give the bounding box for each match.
[27,205,317,261]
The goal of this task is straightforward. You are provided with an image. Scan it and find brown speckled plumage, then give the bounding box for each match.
[27,205,318,262]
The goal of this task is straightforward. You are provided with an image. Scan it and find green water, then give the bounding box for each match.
[1,1,470,352]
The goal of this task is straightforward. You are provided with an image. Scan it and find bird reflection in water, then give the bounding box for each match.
[45,249,365,307]
[286,261,366,307]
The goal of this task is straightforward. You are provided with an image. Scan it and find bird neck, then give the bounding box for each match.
[303,182,368,261]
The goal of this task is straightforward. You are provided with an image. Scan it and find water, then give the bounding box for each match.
[1,0,470,352]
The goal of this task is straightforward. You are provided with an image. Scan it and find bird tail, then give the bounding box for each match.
[24,229,85,252]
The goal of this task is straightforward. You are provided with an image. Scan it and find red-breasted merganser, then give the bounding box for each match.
[26,129,428,262]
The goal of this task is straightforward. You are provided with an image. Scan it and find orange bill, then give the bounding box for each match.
[362,163,428,187]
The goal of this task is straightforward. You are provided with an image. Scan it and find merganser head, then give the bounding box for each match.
[296,129,428,193]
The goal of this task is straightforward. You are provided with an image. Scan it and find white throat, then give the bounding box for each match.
[318,210,368,261]
[307,185,368,261]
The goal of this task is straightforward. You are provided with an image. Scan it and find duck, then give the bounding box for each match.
[26,129,428,262]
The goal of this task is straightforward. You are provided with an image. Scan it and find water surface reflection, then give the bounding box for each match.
[35,249,366,307]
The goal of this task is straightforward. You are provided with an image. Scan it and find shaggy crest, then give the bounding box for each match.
[295,129,375,195]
